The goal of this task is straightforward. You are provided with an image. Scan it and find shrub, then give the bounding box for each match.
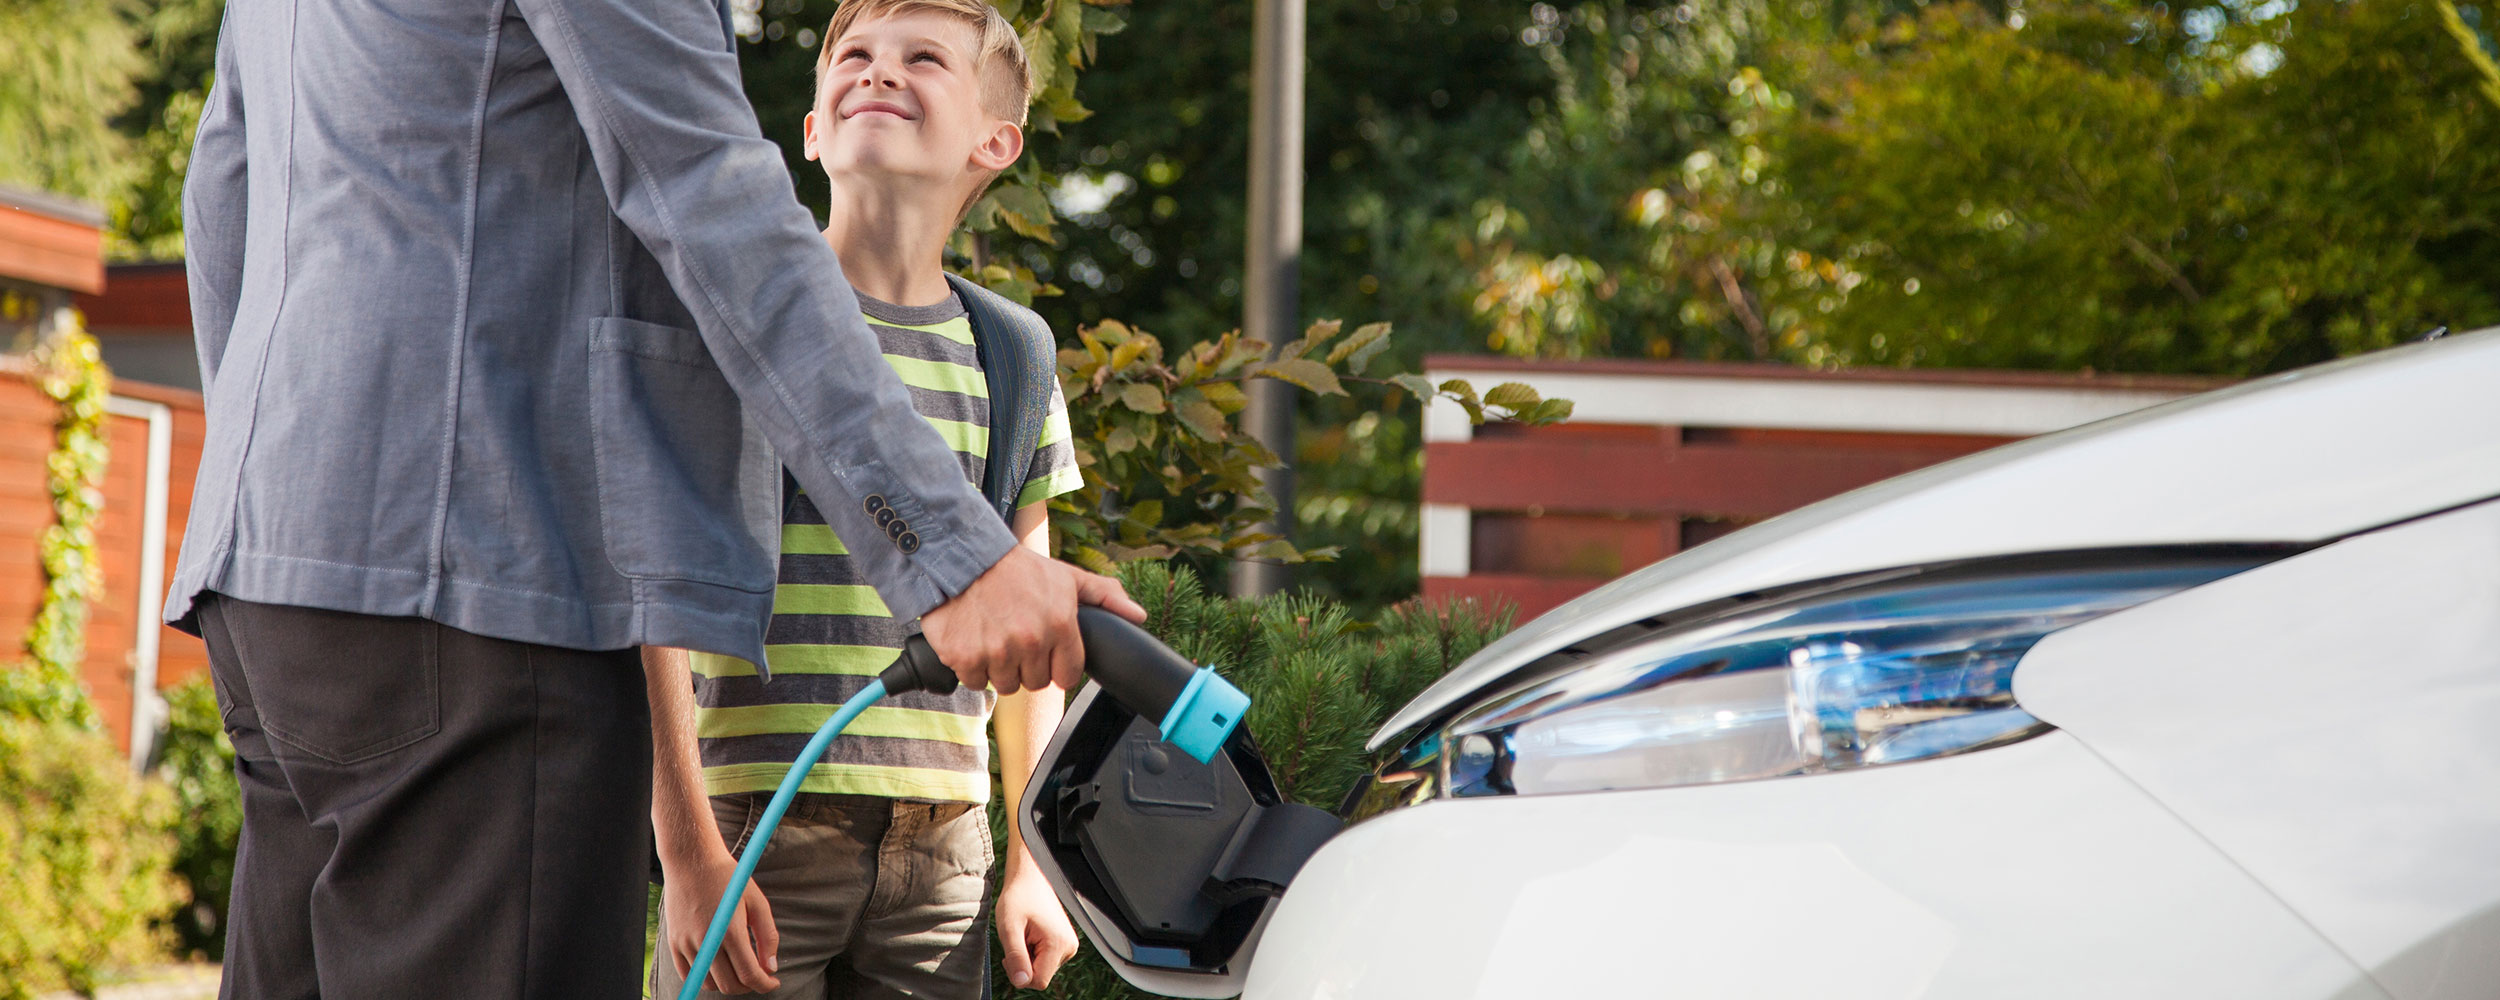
[987,560,1513,998]
[156,678,241,960]
[0,715,180,999]
[1052,315,1572,574]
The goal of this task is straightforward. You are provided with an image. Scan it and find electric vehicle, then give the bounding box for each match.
[1024,328,2500,999]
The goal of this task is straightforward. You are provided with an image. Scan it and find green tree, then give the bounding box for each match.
[111,0,228,260]
[1763,0,2500,374]
[0,0,147,208]
[1008,0,1561,609]
[0,0,225,259]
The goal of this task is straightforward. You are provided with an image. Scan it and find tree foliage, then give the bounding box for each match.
[1764,0,2500,374]
[0,0,147,210]
[0,716,180,999]
[1052,314,1567,572]
[0,0,222,259]
[33,0,2500,609]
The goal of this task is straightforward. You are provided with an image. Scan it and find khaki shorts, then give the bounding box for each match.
[653,793,993,1000]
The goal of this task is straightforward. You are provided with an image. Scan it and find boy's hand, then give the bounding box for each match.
[995,866,1079,990]
[663,846,781,995]
[922,547,1146,693]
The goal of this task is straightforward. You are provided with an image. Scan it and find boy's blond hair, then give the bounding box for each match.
[815,0,1033,128]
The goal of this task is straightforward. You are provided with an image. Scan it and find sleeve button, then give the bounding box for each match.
[886,519,908,539]
[874,507,896,528]
[864,495,887,514]
[897,531,921,554]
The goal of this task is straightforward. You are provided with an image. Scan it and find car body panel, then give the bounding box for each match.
[2016,498,2500,1000]
[1244,732,2384,999]
[1377,329,2500,749]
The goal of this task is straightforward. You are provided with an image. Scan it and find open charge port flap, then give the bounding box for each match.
[1024,684,1344,985]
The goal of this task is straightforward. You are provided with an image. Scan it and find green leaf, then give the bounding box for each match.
[1080,338,1113,390]
[1440,379,1486,423]
[989,182,1059,245]
[1053,0,1086,47]
[1390,373,1438,404]
[1105,425,1139,455]
[1252,358,1346,396]
[1326,321,1393,372]
[1043,89,1094,126]
[1021,24,1061,95]
[1483,381,1541,410]
[1251,539,1300,561]
[1080,5,1128,38]
[1177,398,1228,440]
[1197,380,1248,413]
[1126,499,1164,528]
[1527,397,1576,424]
[1119,382,1166,413]
[1281,318,1342,360]
[1322,321,1385,364]
[1109,334,1150,371]
[1068,545,1116,575]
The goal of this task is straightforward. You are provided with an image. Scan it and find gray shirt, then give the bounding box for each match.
[171,0,1016,668]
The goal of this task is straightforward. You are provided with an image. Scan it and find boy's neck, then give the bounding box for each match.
[822,180,958,308]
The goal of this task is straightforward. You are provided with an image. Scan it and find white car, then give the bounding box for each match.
[1023,329,2500,1000]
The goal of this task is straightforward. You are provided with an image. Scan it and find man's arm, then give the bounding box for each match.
[508,0,1141,692]
[646,646,780,995]
[991,504,1080,990]
[181,9,247,395]
[508,0,1008,619]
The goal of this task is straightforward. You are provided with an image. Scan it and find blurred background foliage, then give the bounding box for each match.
[6,0,2499,604]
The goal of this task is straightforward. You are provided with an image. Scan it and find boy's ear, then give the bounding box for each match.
[969,119,1024,174]
[802,110,823,162]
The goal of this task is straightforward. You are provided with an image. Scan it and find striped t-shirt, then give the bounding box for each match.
[688,290,1082,802]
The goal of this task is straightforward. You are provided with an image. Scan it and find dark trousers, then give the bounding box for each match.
[198,595,652,999]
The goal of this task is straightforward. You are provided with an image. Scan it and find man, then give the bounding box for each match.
[174,0,1135,996]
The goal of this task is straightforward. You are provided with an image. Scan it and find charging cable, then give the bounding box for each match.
[677,608,1246,999]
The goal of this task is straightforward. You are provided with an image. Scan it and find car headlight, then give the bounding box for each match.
[1349,551,2273,816]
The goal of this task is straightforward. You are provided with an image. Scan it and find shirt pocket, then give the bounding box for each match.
[586,318,778,593]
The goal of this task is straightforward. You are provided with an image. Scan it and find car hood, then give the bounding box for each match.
[1373,328,2500,749]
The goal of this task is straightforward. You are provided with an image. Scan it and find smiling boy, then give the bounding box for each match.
[646,2,1085,996]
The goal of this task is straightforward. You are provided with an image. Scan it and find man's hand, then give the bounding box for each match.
[662,846,780,995]
[995,865,1079,990]
[920,547,1146,693]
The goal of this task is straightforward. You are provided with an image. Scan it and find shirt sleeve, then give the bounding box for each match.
[506,0,1017,619]
[1015,374,1085,510]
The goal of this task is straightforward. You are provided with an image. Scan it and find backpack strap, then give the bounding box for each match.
[946,272,1057,525]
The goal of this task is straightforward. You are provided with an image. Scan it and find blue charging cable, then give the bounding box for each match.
[677,678,889,1000]
[677,609,1246,1000]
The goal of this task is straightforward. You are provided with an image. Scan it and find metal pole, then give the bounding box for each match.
[1231,0,1304,598]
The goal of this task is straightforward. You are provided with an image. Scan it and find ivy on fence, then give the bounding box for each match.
[3,304,111,729]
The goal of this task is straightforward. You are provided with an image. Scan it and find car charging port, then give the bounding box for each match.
[1023,683,1342,984]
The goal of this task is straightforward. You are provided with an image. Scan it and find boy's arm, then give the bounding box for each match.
[646,646,781,994]
[993,503,1080,989]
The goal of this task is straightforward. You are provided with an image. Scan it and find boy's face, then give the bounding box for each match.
[803,11,1021,200]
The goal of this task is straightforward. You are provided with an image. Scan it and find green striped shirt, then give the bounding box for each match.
[689,290,1082,802]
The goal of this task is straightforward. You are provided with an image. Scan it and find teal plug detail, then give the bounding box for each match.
[1158,667,1249,763]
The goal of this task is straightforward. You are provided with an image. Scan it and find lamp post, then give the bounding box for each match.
[1231,0,1305,598]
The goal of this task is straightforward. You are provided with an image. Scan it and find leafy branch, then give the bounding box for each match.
[1051,316,1571,573]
